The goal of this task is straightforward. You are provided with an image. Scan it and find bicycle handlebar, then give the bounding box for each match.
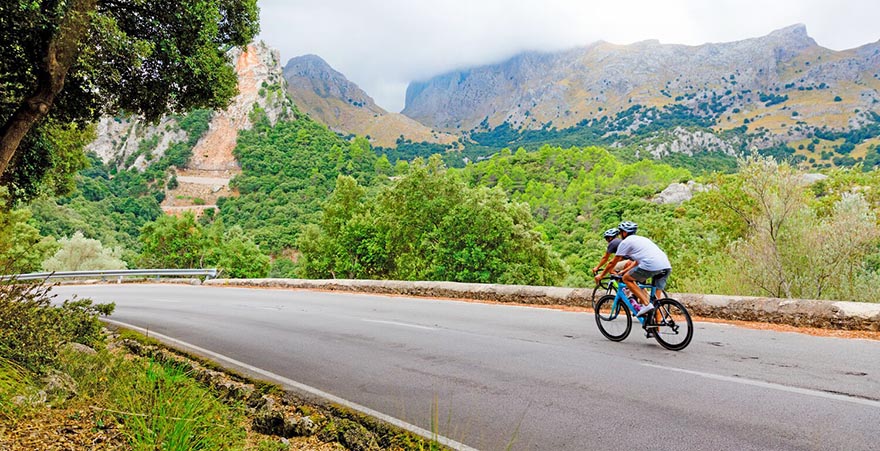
[594,274,622,289]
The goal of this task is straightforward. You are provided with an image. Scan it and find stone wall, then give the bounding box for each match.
[203,278,880,332]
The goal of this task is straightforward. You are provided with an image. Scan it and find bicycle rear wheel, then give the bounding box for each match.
[594,294,631,341]
[649,298,693,351]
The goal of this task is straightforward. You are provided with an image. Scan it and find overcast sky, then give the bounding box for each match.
[257,0,880,112]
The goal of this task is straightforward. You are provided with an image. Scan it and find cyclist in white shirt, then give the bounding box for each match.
[594,221,671,318]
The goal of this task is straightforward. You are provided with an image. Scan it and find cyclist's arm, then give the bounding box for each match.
[595,255,623,282]
[618,259,638,274]
[592,252,612,273]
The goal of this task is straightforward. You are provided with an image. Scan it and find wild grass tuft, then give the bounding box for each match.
[58,348,248,450]
[0,355,35,424]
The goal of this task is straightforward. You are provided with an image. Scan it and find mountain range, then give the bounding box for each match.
[287,24,880,167]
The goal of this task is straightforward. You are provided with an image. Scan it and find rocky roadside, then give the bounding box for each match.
[1,329,442,451]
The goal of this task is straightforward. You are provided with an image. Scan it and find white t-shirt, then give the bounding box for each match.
[616,235,671,271]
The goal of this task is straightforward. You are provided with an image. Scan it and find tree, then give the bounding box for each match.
[42,231,126,271]
[0,188,58,273]
[0,0,259,201]
[299,157,566,285]
[139,213,207,269]
[205,225,270,278]
[721,158,880,300]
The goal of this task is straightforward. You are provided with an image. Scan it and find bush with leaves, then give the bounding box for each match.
[206,225,270,278]
[0,188,58,274]
[139,213,269,277]
[697,157,880,300]
[139,213,207,268]
[42,231,127,271]
[0,280,114,372]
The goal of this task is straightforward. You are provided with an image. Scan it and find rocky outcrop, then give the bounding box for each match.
[644,127,739,159]
[652,181,710,205]
[161,42,293,214]
[86,42,291,173]
[83,42,293,215]
[284,54,458,148]
[188,42,292,172]
[86,116,188,170]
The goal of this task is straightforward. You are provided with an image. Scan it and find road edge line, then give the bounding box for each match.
[104,318,480,451]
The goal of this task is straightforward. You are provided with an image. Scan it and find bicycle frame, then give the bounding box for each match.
[607,275,658,327]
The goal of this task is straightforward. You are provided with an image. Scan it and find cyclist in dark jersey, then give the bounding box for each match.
[592,228,630,275]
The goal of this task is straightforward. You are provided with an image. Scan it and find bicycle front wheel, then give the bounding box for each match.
[590,284,611,308]
[650,298,693,351]
[594,294,631,341]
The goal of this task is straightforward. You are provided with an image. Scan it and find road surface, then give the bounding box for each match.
[53,284,880,451]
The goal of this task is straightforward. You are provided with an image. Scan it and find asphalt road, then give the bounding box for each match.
[53,284,880,451]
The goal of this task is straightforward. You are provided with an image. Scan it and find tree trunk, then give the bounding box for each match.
[0,0,97,177]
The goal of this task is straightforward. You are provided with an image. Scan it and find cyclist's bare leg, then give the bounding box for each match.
[622,272,649,306]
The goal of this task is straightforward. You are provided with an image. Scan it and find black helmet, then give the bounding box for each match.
[618,221,638,234]
[603,228,619,238]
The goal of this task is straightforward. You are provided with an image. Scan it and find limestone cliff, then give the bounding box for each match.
[187,42,292,172]
[84,42,293,213]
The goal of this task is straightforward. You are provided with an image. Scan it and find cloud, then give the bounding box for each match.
[257,0,880,112]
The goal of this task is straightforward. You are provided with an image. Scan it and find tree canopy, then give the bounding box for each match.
[0,0,259,202]
[299,157,566,285]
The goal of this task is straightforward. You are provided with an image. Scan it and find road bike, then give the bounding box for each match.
[594,274,693,351]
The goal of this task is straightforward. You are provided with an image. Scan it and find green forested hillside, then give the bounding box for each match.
[457,146,693,286]
[218,107,381,252]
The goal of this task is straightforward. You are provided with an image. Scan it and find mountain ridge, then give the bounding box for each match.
[392,24,879,167]
[283,54,457,148]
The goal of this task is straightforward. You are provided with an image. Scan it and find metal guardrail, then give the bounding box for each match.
[1,269,218,282]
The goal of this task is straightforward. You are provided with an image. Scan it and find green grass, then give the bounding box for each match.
[58,347,249,450]
[0,356,35,424]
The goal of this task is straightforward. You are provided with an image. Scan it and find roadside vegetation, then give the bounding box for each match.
[0,278,443,450]
[0,277,255,449]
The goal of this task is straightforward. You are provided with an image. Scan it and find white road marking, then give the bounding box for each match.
[643,363,880,408]
[103,319,477,451]
[362,319,438,330]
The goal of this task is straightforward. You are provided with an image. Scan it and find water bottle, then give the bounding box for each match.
[630,297,640,312]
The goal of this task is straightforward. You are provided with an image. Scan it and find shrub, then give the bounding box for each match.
[0,279,114,372]
[42,231,127,271]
